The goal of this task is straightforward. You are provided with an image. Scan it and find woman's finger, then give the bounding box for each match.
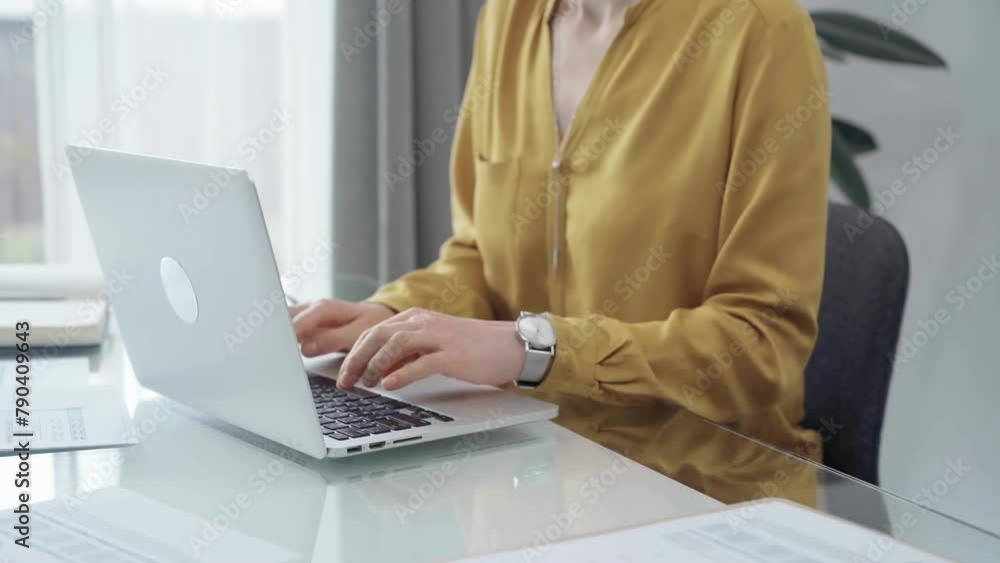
[382,354,443,391]
[300,327,356,357]
[360,332,434,386]
[338,320,421,388]
[292,300,348,340]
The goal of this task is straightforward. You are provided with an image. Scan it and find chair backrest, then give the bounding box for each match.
[802,203,909,485]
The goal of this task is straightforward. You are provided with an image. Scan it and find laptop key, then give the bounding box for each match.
[368,424,393,434]
[323,422,348,431]
[432,415,454,422]
[353,421,377,429]
[374,417,410,429]
[327,432,350,440]
[387,413,430,427]
[338,427,370,438]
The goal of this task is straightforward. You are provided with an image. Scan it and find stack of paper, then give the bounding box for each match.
[456,499,953,563]
[0,264,105,300]
[0,358,136,453]
[0,300,109,348]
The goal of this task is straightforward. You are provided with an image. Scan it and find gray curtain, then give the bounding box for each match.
[332,0,484,301]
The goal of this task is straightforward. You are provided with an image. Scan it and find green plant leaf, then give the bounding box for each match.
[811,11,947,68]
[831,127,871,209]
[832,117,878,156]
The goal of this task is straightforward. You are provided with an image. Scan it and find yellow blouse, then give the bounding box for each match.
[371,0,830,454]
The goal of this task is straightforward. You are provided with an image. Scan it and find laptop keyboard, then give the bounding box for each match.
[309,376,453,441]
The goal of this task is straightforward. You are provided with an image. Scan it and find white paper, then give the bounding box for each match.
[0,264,105,300]
[459,500,952,563]
[0,359,137,453]
[0,488,302,562]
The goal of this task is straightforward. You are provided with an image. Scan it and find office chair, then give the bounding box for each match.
[802,202,910,486]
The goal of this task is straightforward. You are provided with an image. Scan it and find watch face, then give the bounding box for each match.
[517,315,556,347]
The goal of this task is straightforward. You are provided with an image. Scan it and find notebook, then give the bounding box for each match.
[0,299,109,348]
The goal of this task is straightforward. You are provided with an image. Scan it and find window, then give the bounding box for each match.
[0,15,44,263]
[0,0,333,297]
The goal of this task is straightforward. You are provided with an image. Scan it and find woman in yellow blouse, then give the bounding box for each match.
[291,0,830,453]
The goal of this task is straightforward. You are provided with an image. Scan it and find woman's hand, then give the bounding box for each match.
[337,308,527,391]
[290,299,395,357]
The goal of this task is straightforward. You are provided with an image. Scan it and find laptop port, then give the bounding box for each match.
[369,441,385,449]
[393,436,421,445]
[347,446,362,454]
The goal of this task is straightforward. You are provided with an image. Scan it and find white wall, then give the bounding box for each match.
[799,0,1000,535]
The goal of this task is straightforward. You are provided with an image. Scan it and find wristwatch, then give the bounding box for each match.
[514,312,557,389]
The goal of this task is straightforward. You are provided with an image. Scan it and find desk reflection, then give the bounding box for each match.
[539,393,819,507]
[3,397,719,563]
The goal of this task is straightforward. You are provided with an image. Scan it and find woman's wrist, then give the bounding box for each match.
[507,321,529,385]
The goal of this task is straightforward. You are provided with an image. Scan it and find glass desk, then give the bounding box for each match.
[1,331,997,562]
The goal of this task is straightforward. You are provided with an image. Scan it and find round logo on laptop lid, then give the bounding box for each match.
[159,256,199,324]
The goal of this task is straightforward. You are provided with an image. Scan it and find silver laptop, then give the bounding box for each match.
[69,147,557,459]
